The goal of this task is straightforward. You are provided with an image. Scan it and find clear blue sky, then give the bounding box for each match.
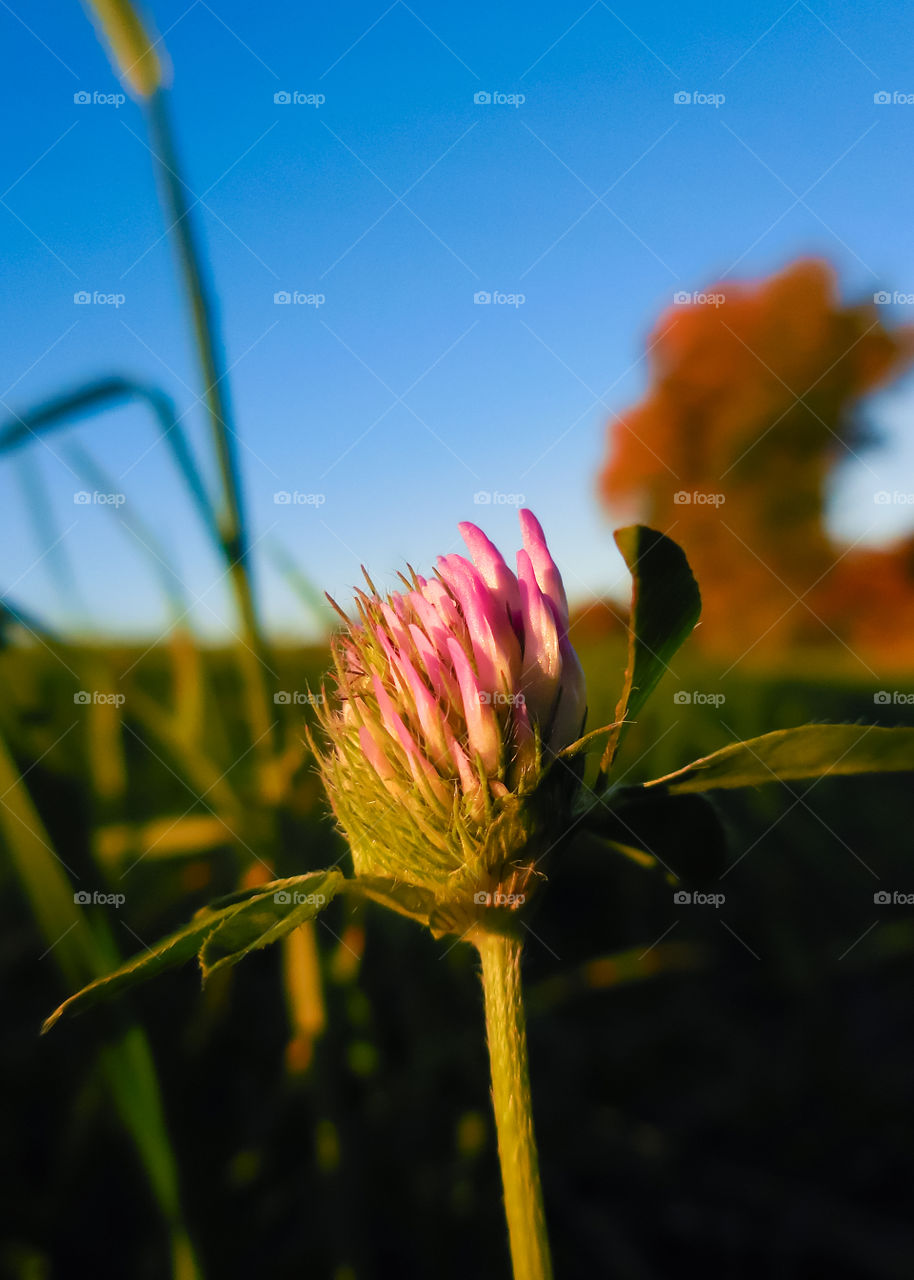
[2,0,913,638]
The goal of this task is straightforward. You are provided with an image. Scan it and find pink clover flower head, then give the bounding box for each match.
[312,511,587,908]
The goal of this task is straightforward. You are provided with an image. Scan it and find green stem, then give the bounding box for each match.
[144,89,278,766]
[475,928,554,1280]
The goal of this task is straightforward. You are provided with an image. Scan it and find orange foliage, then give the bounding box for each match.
[599,260,914,666]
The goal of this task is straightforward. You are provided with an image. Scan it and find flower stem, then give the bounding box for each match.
[475,927,554,1280]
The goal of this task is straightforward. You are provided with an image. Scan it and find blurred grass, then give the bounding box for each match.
[3,632,914,1275]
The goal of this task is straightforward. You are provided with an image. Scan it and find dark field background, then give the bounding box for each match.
[4,638,913,1280]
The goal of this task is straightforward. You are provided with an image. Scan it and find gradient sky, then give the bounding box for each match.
[2,0,914,639]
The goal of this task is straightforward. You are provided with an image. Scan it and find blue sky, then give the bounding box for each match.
[2,0,913,638]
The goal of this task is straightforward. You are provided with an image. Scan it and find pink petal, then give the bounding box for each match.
[458,521,522,628]
[407,589,452,655]
[379,601,410,652]
[393,649,449,762]
[436,554,521,694]
[407,622,460,707]
[519,508,569,634]
[421,577,464,636]
[359,723,396,781]
[516,549,562,730]
[371,673,420,757]
[444,723,479,794]
[548,632,587,751]
[446,637,500,773]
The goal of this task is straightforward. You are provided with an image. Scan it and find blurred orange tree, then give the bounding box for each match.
[600,260,914,666]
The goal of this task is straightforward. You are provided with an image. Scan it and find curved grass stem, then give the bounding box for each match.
[144,89,278,767]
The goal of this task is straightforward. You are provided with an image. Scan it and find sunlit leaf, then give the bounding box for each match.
[198,869,344,979]
[644,724,914,794]
[42,873,342,1031]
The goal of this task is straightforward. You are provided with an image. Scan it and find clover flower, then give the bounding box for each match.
[312,510,586,921]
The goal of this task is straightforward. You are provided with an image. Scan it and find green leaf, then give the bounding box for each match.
[597,526,701,784]
[644,724,914,795]
[42,873,343,1032]
[198,869,344,979]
